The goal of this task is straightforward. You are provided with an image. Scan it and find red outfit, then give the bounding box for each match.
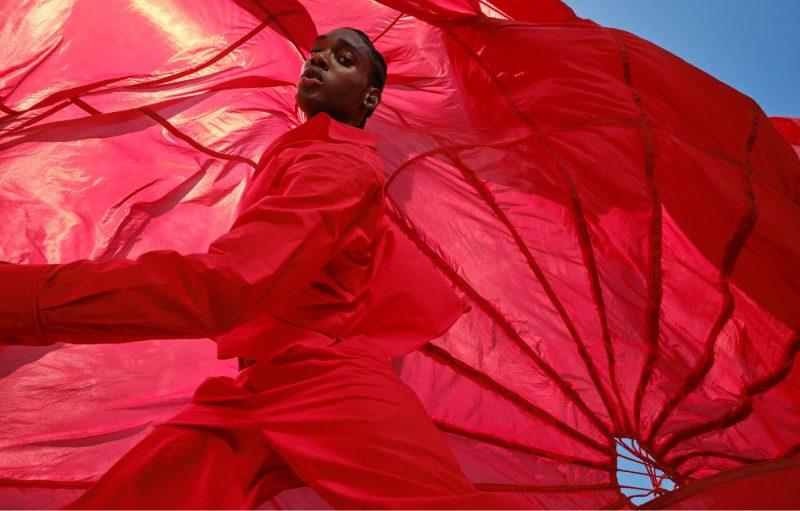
[0,113,505,509]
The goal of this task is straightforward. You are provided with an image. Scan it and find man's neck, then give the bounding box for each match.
[309,110,363,129]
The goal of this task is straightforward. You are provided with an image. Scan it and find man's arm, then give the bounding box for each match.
[0,151,381,346]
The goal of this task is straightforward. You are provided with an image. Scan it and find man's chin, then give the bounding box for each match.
[296,81,325,98]
[295,94,329,118]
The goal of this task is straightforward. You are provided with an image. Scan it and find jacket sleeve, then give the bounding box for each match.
[0,151,381,346]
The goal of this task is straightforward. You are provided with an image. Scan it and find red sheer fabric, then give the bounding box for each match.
[642,458,800,510]
[772,117,800,157]
[1,0,798,508]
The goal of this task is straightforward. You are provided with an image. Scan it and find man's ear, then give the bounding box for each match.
[363,87,382,111]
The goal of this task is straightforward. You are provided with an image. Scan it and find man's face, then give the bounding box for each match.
[295,28,380,127]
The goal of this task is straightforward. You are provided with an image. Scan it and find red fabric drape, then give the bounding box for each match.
[642,458,800,509]
[772,117,800,157]
[1,1,798,508]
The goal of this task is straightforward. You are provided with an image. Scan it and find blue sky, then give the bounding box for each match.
[567,0,800,117]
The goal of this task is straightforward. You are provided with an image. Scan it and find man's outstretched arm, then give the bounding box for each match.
[0,151,381,346]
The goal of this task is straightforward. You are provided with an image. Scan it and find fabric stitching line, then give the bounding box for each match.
[668,334,800,452]
[536,137,632,435]
[643,457,800,508]
[647,105,762,457]
[382,114,798,211]
[2,77,130,121]
[434,420,613,469]
[384,146,449,190]
[2,73,293,140]
[1,100,73,138]
[660,332,800,467]
[444,147,616,438]
[139,107,258,168]
[547,118,799,210]
[68,98,258,169]
[609,29,664,442]
[441,29,625,435]
[0,10,284,117]
[419,343,610,454]
[651,121,800,209]
[679,448,800,473]
[386,201,612,453]
[422,108,799,211]
[0,102,19,115]
[384,104,616,442]
[670,444,800,475]
[252,1,308,60]
[70,97,101,115]
[384,132,547,191]
[372,13,404,44]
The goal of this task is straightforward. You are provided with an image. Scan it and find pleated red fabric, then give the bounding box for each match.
[1,1,799,509]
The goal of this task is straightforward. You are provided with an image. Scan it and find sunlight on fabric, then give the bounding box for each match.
[18,0,75,40]
[615,438,676,506]
[131,0,219,50]
[478,0,510,20]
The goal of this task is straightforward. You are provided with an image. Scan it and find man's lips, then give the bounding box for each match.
[299,68,324,86]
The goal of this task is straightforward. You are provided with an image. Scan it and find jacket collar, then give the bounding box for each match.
[278,112,379,150]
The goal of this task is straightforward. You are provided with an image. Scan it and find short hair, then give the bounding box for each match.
[343,27,387,128]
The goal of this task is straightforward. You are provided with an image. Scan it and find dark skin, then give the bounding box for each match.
[295,28,382,128]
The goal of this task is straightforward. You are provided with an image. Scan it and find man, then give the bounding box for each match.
[0,28,509,509]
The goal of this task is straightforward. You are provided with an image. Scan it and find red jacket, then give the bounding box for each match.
[0,113,467,361]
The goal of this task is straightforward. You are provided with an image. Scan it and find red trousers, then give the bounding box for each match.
[65,337,509,509]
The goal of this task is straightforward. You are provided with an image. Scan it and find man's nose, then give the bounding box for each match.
[308,52,329,71]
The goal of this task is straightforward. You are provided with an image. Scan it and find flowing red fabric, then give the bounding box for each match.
[772,117,800,157]
[641,458,800,509]
[1,0,799,509]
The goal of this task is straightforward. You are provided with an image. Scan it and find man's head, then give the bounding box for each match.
[295,27,387,129]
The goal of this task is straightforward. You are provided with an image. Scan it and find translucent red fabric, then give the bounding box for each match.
[1,0,798,509]
[772,116,800,157]
[641,458,800,509]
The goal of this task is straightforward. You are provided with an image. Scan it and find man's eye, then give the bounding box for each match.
[338,55,353,66]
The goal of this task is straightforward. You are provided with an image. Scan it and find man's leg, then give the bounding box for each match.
[231,336,516,509]
[64,424,300,509]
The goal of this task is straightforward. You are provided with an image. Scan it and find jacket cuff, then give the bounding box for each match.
[0,263,47,346]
